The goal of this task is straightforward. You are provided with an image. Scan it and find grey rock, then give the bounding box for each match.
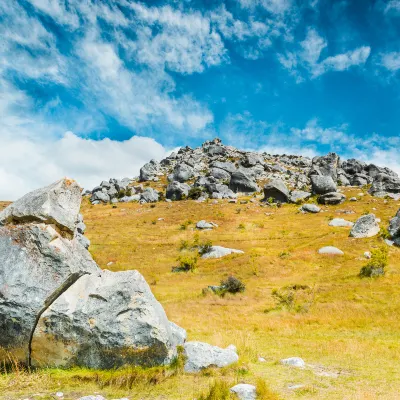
[201,246,244,259]
[300,204,321,213]
[209,167,231,182]
[183,341,238,372]
[329,218,354,227]
[263,179,289,203]
[229,171,259,193]
[337,173,351,186]
[119,195,140,203]
[241,153,264,167]
[369,173,400,196]
[76,233,90,250]
[310,175,337,195]
[351,173,370,186]
[210,161,237,174]
[166,181,190,201]
[318,246,344,255]
[31,269,176,368]
[310,153,340,181]
[0,178,82,234]
[140,188,159,203]
[350,214,380,238]
[171,163,194,183]
[0,223,98,364]
[169,321,187,347]
[78,396,106,400]
[90,191,110,204]
[388,209,400,239]
[281,357,306,368]
[289,190,312,203]
[318,192,346,205]
[230,384,256,400]
[196,220,218,230]
[140,159,160,181]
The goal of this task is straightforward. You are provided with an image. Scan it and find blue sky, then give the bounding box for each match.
[1,0,400,198]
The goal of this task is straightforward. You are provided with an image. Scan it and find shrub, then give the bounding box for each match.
[238,223,245,230]
[117,187,132,199]
[221,276,245,294]
[269,285,314,313]
[197,380,232,400]
[256,378,281,400]
[199,239,213,256]
[177,254,198,272]
[359,246,388,278]
[179,220,192,230]
[379,227,391,240]
[188,186,204,200]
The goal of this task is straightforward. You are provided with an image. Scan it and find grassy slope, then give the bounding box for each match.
[1,188,400,399]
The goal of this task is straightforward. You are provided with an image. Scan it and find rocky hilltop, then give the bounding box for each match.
[87,138,400,206]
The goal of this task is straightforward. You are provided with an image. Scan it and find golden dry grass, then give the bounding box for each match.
[1,188,400,399]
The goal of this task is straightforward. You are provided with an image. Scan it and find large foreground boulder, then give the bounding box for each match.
[0,179,98,364]
[229,171,259,193]
[31,270,176,368]
[0,179,185,369]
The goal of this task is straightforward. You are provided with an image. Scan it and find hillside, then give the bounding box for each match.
[1,142,400,400]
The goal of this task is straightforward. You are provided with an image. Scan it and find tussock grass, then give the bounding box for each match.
[2,188,400,399]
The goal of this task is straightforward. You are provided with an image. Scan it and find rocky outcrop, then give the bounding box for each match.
[166,181,190,200]
[388,209,400,246]
[0,179,185,369]
[369,173,400,197]
[310,153,340,182]
[140,160,161,182]
[229,171,259,193]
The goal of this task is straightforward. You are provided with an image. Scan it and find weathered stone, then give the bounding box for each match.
[201,246,244,259]
[196,220,218,230]
[350,214,380,238]
[388,209,400,239]
[369,173,400,197]
[0,178,81,234]
[184,341,238,372]
[318,246,344,255]
[171,163,194,183]
[318,192,346,205]
[300,204,320,213]
[230,384,256,400]
[90,191,110,204]
[31,269,176,368]
[310,153,340,181]
[281,357,306,368]
[329,218,354,227]
[209,167,231,182]
[140,159,160,181]
[169,322,187,347]
[140,188,159,203]
[310,175,337,195]
[166,181,190,201]
[289,190,312,203]
[229,171,259,193]
[263,179,289,203]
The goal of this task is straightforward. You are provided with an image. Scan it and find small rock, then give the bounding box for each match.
[350,197,357,202]
[318,246,344,255]
[300,204,321,213]
[350,214,380,238]
[78,396,106,400]
[281,357,306,368]
[329,218,354,227]
[196,220,218,230]
[318,192,346,205]
[258,356,266,362]
[55,392,64,398]
[201,246,244,259]
[230,383,256,400]
[364,251,372,259]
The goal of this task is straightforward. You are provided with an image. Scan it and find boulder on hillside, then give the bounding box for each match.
[289,190,312,203]
[310,153,340,181]
[388,209,400,246]
[369,173,400,197]
[196,220,218,230]
[329,218,354,227]
[263,179,289,203]
[210,161,237,174]
[166,181,190,201]
[350,214,380,238]
[209,167,231,182]
[170,163,194,183]
[310,175,337,195]
[229,171,259,193]
[318,192,346,205]
[230,384,256,400]
[318,246,344,255]
[140,159,160,181]
[241,153,264,167]
[0,178,81,234]
[201,246,244,259]
[140,188,159,203]
[0,179,98,364]
[183,341,238,372]
[31,270,179,368]
[300,204,320,213]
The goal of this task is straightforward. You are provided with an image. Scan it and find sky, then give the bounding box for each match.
[1,0,400,199]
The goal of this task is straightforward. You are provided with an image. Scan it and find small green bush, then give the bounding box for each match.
[221,276,245,294]
[199,239,213,256]
[197,380,233,400]
[188,186,203,200]
[359,246,388,278]
[177,254,198,272]
[256,378,281,399]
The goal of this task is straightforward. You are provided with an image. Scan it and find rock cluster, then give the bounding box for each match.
[388,209,400,246]
[85,138,400,205]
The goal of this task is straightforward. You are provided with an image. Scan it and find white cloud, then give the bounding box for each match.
[384,0,400,13]
[381,52,400,71]
[300,28,327,64]
[315,46,371,76]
